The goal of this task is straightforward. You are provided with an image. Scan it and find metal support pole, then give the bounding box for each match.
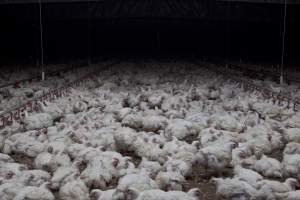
[225,1,231,70]
[38,0,45,81]
[280,0,287,85]
[87,0,91,66]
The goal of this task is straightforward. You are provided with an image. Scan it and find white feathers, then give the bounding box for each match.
[59,179,90,200]
[284,128,300,143]
[39,101,63,120]
[73,101,88,113]
[23,112,53,130]
[138,158,162,179]
[155,171,186,191]
[133,188,203,200]
[165,119,199,140]
[211,177,258,200]
[233,165,263,188]
[252,155,283,178]
[282,153,300,179]
[14,183,54,200]
[284,113,300,128]
[2,62,300,200]
[117,170,159,191]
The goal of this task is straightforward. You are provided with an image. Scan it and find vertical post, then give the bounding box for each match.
[280,75,284,85]
[38,0,45,81]
[34,24,40,70]
[225,1,231,71]
[87,0,91,66]
[280,0,287,85]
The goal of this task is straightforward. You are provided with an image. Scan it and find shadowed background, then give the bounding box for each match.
[0,0,299,66]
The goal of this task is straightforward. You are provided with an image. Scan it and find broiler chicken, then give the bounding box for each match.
[257,178,299,194]
[14,182,54,200]
[211,177,258,200]
[165,119,199,140]
[155,171,186,191]
[252,154,283,178]
[117,170,159,192]
[39,101,63,120]
[22,112,53,130]
[233,165,263,189]
[138,158,162,179]
[130,188,203,200]
[58,179,90,200]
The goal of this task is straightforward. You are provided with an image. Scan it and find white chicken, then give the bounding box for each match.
[10,169,51,187]
[80,157,113,189]
[163,156,192,177]
[233,165,263,189]
[164,119,199,139]
[163,136,198,156]
[198,128,237,148]
[138,158,162,179]
[133,137,167,164]
[117,170,159,192]
[196,141,236,174]
[0,182,24,200]
[284,113,300,128]
[213,114,245,132]
[3,133,47,157]
[282,153,300,179]
[39,101,63,120]
[3,62,300,200]
[115,107,132,121]
[141,115,168,132]
[90,189,116,200]
[22,112,53,130]
[230,143,255,167]
[155,171,186,191]
[35,150,71,172]
[161,95,189,113]
[283,128,300,143]
[211,177,258,200]
[114,127,138,151]
[73,100,88,113]
[0,153,14,163]
[122,113,143,130]
[50,165,79,189]
[252,154,283,178]
[58,179,90,200]
[284,142,300,154]
[257,178,299,193]
[147,92,166,108]
[14,182,54,200]
[275,190,300,200]
[0,162,27,177]
[130,188,203,200]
